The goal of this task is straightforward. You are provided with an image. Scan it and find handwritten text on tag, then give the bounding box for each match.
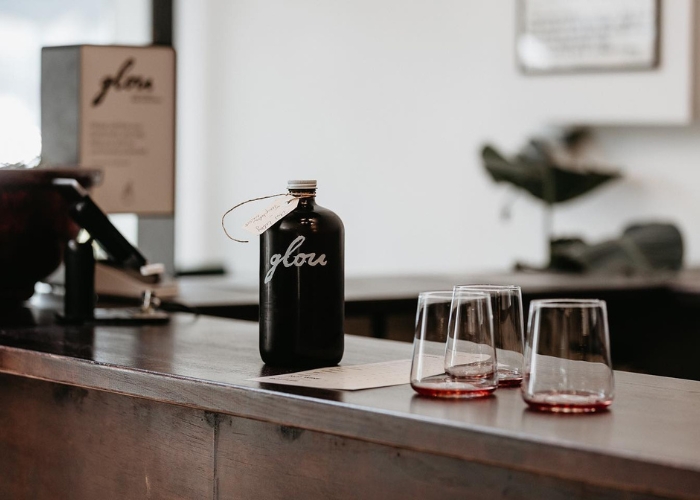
[242,195,299,235]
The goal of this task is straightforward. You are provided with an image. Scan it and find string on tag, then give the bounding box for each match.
[221,192,314,243]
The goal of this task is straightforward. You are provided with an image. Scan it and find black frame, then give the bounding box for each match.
[152,0,173,46]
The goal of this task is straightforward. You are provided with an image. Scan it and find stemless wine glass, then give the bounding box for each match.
[410,291,459,397]
[410,291,496,398]
[522,299,615,413]
[454,285,524,387]
[444,290,498,398]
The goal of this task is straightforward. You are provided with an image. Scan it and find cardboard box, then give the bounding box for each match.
[41,45,175,215]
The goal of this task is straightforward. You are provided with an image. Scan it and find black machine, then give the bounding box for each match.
[53,178,168,324]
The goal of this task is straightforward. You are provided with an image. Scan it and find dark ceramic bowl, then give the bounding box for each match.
[0,168,101,303]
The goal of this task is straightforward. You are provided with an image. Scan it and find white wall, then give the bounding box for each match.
[560,124,700,260]
[174,0,700,282]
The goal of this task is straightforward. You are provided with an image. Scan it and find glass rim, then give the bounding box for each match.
[454,284,521,292]
[530,298,606,308]
[418,290,490,301]
[418,290,454,299]
[451,290,492,301]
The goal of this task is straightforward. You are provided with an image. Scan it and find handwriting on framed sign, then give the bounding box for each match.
[517,0,659,73]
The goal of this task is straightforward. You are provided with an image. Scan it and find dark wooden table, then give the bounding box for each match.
[1,312,699,499]
[175,271,685,318]
[174,271,691,328]
[175,271,700,380]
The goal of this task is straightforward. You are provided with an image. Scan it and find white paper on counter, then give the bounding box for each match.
[249,351,496,391]
[249,356,446,391]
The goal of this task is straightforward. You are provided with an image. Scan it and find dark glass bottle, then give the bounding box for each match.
[259,180,344,368]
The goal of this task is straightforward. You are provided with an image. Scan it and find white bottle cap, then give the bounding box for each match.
[287,180,317,190]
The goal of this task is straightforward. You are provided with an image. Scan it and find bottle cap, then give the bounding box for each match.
[287,180,317,190]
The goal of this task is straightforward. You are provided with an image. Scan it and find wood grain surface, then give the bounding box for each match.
[1,313,699,498]
[214,414,669,500]
[0,374,214,499]
[1,373,672,500]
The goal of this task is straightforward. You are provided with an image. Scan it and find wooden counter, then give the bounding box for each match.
[173,271,700,381]
[1,312,699,499]
[174,271,681,317]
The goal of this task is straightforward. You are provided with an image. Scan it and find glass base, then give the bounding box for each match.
[498,377,523,388]
[411,374,496,399]
[497,368,522,388]
[524,390,613,413]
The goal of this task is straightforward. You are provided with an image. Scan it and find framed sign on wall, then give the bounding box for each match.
[517,0,660,74]
[42,44,176,215]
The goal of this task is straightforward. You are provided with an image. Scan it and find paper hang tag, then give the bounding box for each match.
[242,195,299,235]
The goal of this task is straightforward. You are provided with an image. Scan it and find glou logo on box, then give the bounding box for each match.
[92,58,153,107]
